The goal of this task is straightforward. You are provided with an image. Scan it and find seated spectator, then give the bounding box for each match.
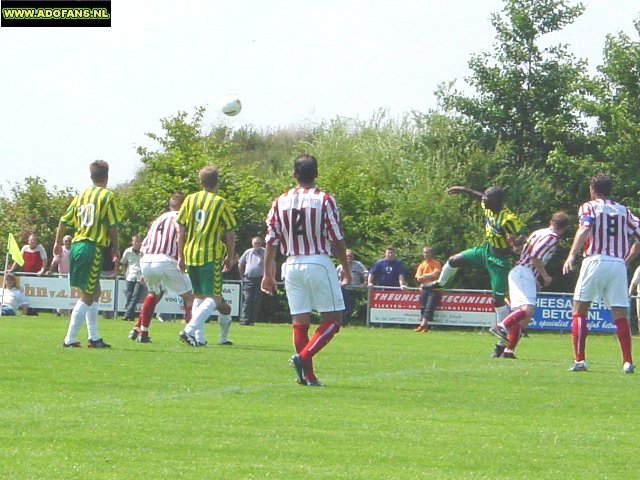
[1,273,30,316]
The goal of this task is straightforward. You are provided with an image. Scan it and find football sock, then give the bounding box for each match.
[218,314,232,343]
[65,300,89,344]
[614,317,633,364]
[571,314,588,362]
[502,309,526,330]
[293,323,315,379]
[437,262,458,286]
[192,297,203,311]
[139,294,159,328]
[185,298,215,335]
[86,302,100,341]
[507,324,522,350]
[292,323,310,352]
[299,320,340,362]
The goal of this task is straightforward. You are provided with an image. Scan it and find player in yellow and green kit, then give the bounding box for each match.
[177,166,237,347]
[53,160,122,348]
[425,186,527,357]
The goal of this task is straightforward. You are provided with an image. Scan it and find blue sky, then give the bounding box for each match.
[0,0,638,192]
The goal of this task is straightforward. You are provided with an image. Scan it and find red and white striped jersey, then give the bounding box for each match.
[265,187,344,256]
[141,211,180,259]
[516,227,560,270]
[578,199,640,259]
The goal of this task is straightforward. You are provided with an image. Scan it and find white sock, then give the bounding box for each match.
[185,297,215,337]
[65,301,89,344]
[85,302,100,341]
[438,262,458,286]
[194,327,206,344]
[218,314,232,343]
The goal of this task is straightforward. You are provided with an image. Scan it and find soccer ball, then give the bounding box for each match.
[221,97,242,116]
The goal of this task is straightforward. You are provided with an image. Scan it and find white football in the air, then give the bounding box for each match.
[222,97,242,116]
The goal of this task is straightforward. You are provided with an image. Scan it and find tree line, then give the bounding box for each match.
[1,1,639,320]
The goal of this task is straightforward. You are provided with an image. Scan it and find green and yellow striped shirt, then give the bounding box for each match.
[176,190,237,266]
[481,202,526,249]
[60,186,122,247]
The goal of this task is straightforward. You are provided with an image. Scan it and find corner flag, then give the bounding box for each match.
[7,233,24,266]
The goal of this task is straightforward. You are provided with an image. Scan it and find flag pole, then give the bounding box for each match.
[1,249,9,317]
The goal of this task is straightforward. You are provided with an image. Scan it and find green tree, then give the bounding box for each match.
[117,108,232,240]
[437,0,595,206]
[0,177,74,262]
[589,18,640,208]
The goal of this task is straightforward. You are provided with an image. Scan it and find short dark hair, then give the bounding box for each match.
[199,167,219,189]
[484,186,505,203]
[550,211,570,230]
[589,173,612,196]
[294,154,318,184]
[169,192,185,210]
[90,160,109,184]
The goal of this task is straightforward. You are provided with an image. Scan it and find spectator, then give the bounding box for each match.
[120,234,144,321]
[48,234,72,316]
[11,233,47,276]
[48,235,72,275]
[238,236,268,326]
[336,249,368,326]
[413,247,442,333]
[368,246,407,288]
[0,273,29,316]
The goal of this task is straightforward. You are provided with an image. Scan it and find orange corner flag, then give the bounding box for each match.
[7,233,24,266]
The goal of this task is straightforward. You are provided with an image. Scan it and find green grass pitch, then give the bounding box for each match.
[1,314,638,479]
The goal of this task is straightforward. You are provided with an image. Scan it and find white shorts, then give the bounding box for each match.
[573,255,628,308]
[282,254,345,315]
[140,254,192,296]
[508,265,537,309]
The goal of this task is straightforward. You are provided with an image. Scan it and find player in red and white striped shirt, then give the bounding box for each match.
[128,193,193,343]
[562,173,640,373]
[262,154,351,386]
[490,212,570,358]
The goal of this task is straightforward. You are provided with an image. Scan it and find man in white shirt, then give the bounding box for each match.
[120,235,145,321]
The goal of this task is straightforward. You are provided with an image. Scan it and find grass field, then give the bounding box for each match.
[1,314,639,479]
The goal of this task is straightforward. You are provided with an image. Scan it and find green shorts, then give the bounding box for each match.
[69,240,103,295]
[460,244,511,301]
[188,261,223,297]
